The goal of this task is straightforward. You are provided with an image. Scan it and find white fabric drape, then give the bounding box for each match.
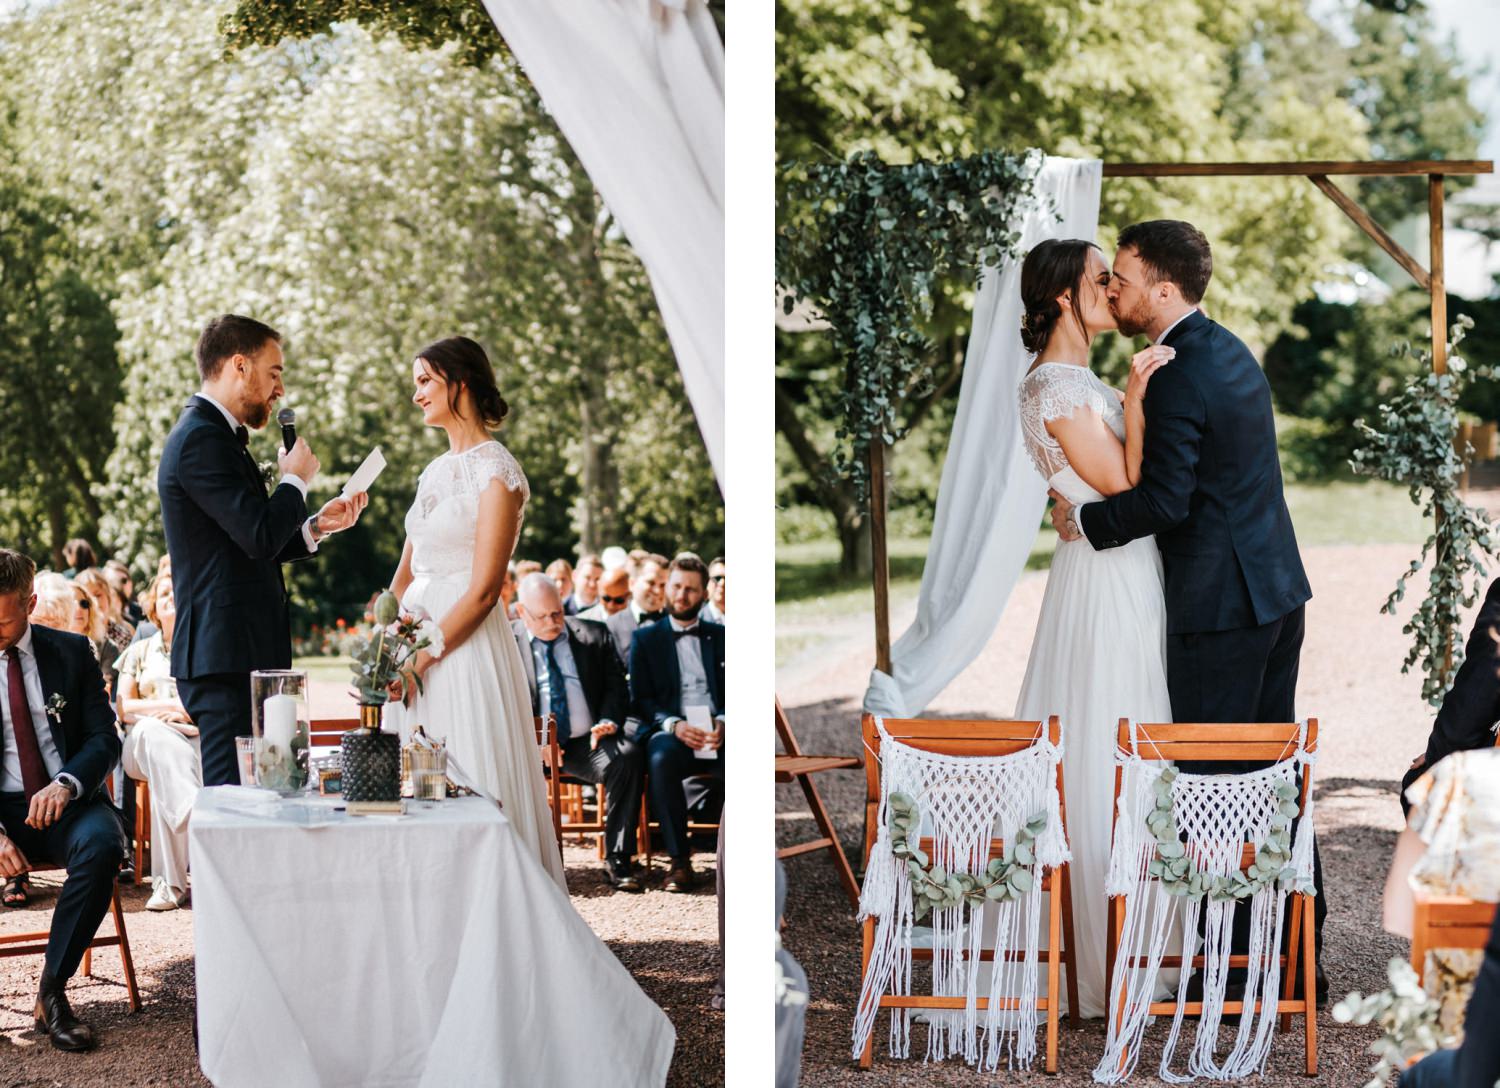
[479,0,724,486]
[864,157,1103,718]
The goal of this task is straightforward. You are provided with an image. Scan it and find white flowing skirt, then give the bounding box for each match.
[390,574,567,892]
[1015,532,1173,1018]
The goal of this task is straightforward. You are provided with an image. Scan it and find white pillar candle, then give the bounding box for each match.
[263,693,299,750]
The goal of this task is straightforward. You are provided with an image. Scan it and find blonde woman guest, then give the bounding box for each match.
[117,572,199,911]
[30,573,80,633]
[74,570,133,686]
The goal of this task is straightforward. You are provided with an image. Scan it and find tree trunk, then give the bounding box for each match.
[46,496,67,570]
[576,383,619,552]
[838,510,872,576]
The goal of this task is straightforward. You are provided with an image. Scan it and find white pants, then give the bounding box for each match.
[121,718,202,892]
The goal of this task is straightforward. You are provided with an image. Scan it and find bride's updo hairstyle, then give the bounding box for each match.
[1019,238,1100,354]
[414,336,510,429]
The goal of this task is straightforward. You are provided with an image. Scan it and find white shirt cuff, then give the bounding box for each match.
[57,772,83,797]
[279,473,309,499]
[301,518,320,554]
[664,716,684,734]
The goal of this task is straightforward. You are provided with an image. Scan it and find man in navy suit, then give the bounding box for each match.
[629,555,724,892]
[157,315,367,787]
[1049,221,1323,991]
[0,549,126,1051]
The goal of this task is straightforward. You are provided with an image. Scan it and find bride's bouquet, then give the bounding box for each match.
[348,591,444,706]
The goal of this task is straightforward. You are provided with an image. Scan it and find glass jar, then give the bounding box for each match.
[249,669,311,796]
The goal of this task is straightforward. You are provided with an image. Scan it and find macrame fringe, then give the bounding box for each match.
[1093,723,1316,1083]
[852,717,1070,1070]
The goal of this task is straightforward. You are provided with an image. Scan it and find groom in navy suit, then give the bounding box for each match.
[629,554,725,893]
[0,549,127,1051]
[1048,221,1323,992]
[158,315,367,787]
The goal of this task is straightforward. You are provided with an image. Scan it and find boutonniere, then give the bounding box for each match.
[45,693,66,724]
[258,460,276,491]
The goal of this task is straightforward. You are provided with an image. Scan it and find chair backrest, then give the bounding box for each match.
[309,717,359,748]
[1114,719,1319,763]
[533,714,561,767]
[860,713,1063,862]
[775,697,801,756]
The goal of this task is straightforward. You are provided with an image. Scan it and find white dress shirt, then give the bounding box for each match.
[1,626,83,824]
[528,633,600,744]
[665,617,714,732]
[1154,307,1197,346]
[194,392,319,553]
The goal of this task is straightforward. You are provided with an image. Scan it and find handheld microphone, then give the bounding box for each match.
[278,407,297,453]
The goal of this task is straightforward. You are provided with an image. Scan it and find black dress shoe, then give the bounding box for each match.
[606,857,643,893]
[35,976,97,1052]
[664,859,697,893]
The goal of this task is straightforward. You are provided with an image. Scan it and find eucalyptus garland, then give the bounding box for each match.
[776,150,1041,497]
[1350,315,1499,705]
[886,791,1046,922]
[1332,958,1452,1088]
[1143,767,1315,900]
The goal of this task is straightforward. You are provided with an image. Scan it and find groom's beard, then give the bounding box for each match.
[1112,298,1154,338]
[242,399,273,429]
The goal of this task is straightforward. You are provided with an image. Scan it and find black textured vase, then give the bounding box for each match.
[342,704,401,803]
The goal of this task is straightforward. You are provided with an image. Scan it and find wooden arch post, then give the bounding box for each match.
[868,159,1494,680]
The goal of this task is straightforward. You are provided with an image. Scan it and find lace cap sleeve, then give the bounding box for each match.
[1030,364,1111,426]
[465,441,530,500]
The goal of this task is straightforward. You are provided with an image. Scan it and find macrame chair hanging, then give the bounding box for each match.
[852,713,1077,1074]
[1097,719,1320,1083]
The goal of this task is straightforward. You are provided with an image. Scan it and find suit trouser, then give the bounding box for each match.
[646,732,724,860]
[177,672,252,789]
[559,733,645,859]
[0,794,125,981]
[1167,604,1326,962]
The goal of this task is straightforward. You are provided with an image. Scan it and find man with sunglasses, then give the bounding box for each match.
[700,557,725,625]
[578,566,632,624]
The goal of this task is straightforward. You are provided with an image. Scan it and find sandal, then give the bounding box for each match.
[2,875,29,907]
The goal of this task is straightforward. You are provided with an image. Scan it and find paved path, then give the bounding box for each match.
[777,542,1476,1086]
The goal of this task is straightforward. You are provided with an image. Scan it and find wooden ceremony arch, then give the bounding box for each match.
[869,158,1496,675]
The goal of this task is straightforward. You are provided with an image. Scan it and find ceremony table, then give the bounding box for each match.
[190,789,675,1088]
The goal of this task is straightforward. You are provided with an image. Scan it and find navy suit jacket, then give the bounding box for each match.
[511,616,633,731]
[157,395,312,679]
[628,618,725,739]
[1079,311,1311,634]
[8,625,121,804]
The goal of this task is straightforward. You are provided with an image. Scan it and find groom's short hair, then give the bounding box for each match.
[0,549,36,599]
[1117,220,1213,305]
[196,314,282,381]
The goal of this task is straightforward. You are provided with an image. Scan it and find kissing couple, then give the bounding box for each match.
[1010,219,1322,1017]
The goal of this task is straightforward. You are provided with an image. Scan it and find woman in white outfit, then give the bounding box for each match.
[118,569,201,911]
[385,336,566,890]
[1014,239,1176,1017]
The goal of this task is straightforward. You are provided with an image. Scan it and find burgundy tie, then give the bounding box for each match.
[6,646,49,801]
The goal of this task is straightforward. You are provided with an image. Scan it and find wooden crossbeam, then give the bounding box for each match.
[1308,175,1430,291]
[1104,160,1493,178]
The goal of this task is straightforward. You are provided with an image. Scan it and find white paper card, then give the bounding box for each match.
[341,446,386,499]
[686,704,718,760]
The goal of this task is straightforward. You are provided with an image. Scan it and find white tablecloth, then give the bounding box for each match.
[191,789,675,1087]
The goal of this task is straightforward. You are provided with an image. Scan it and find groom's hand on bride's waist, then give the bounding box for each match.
[1048,489,1083,543]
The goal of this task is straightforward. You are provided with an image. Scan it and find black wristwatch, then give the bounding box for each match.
[54,776,79,798]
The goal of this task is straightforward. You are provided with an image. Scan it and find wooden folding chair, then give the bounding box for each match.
[857,713,1080,1074]
[533,715,565,848]
[0,863,141,1013]
[776,698,861,908]
[1104,719,1320,1078]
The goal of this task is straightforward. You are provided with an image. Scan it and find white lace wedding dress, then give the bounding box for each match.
[1015,361,1174,1018]
[389,440,566,891]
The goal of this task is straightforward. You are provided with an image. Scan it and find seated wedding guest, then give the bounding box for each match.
[607,554,669,664]
[569,554,603,614]
[28,573,76,633]
[0,548,127,1051]
[117,569,198,911]
[547,558,577,614]
[515,559,543,579]
[701,557,726,625]
[629,555,724,892]
[600,545,630,572]
[74,569,134,691]
[60,539,96,580]
[1402,906,1500,1088]
[579,566,632,624]
[500,561,519,620]
[511,573,646,892]
[1401,576,1500,814]
[101,560,143,628]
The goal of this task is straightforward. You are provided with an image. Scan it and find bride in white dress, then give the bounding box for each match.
[386,336,566,891]
[1014,239,1175,1017]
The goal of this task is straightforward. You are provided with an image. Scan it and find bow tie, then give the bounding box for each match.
[235,425,250,448]
[673,626,701,641]
[639,610,665,624]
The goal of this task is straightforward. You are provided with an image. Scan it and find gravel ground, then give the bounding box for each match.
[0,839,723,1087]
[777,541,1477,1086]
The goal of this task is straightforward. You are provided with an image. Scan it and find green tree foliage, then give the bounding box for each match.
[0,1,720,623]
[221,0,508,67]
[0,115,121,567]
[776,0,1484,567]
